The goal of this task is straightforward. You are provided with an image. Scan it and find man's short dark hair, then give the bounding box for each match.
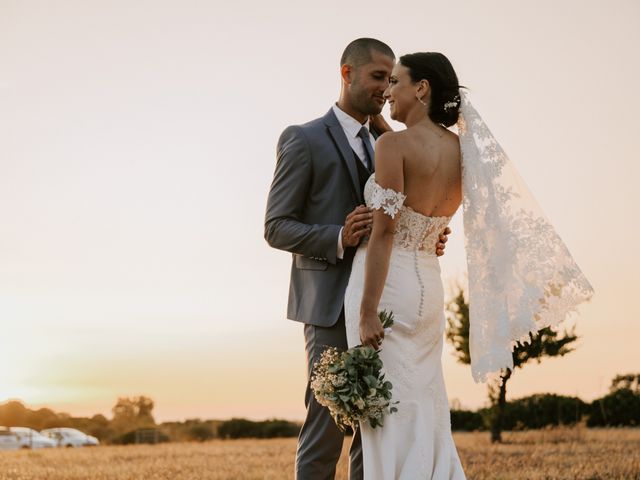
[340,38,395,67]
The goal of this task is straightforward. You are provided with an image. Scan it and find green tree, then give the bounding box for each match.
[110,396,156,434]
[609,373,640,394]
[587,373,640,427]
[0,400,28,427]
[134,396,155,427]
[445,285,579,442]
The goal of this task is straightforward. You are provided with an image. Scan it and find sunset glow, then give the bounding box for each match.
[1,0,638,422]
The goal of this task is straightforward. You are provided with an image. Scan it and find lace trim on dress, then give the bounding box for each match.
[363,174,453,319]
[369,180,407,219]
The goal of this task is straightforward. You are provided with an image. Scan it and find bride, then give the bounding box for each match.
[344,52,593,479]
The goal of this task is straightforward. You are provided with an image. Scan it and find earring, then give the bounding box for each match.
[416,95,427,106]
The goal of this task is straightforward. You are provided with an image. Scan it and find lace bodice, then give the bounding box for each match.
[364,175,452,256]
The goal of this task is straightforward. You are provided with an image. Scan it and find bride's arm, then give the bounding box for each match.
[360,133,405,349]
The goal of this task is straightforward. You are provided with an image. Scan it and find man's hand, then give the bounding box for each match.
[369,114,392,136]
[342,205,373,248]
[435,227,451,257]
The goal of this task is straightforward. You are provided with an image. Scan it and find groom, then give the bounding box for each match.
[264,38,449,479]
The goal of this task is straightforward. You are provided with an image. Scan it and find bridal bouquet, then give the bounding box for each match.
[310,310,398,431]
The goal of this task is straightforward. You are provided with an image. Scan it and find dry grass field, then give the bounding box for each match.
[0,428,638,479]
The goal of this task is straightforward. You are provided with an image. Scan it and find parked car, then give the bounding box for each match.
[0,427,20,451]
[9,427,56,449]
[41,428,99,448]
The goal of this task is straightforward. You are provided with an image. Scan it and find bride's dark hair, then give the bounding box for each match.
[399,52,462,127]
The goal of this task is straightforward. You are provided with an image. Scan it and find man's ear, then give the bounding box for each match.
[341,64,353,85]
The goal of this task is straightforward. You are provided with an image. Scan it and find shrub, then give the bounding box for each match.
[450,409,484,431]
[218,418,300,439]
[587,389,640,427]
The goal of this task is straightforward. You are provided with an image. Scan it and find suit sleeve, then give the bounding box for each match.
[264,125,341,264]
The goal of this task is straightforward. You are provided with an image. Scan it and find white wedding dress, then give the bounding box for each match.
[344,174,466,480]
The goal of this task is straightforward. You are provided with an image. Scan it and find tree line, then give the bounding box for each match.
[1,378,637,444]
[0,397,300,443]
[450,386,640,432]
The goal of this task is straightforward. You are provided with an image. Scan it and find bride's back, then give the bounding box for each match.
[399,124,461,218]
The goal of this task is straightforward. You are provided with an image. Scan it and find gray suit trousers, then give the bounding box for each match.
[296,310,363,480]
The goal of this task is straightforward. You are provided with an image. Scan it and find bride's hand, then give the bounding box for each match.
[436,227,451,257]
[369,114,392,136]
[360,311,385,350]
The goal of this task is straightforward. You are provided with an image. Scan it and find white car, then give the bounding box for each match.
[0,427,20,451]
[9,427,56,449]
[41,428,99,448]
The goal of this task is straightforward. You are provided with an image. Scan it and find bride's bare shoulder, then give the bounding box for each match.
[442,129,461,153]
[376,129,406,142]
[373,131,408,172]
[378,129,418,151]
[376,127,459,158]
[374,130,406,154]
[443,128,459,141]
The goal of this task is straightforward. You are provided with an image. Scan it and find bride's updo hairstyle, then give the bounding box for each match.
[399,52,461,127]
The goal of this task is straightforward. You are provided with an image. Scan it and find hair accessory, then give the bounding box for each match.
[444,95,461,112]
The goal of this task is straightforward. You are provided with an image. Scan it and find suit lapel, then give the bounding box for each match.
[324,109,363,204]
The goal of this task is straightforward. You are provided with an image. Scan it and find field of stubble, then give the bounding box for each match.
[0,428,638,480]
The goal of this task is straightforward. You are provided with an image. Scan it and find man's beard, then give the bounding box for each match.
[365,101,384,116]
[354,94,383,116]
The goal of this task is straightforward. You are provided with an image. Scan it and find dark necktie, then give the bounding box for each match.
[357,126,374,172]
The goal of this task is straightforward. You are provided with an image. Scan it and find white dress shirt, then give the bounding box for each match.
[331,104,376,167]
[331,104,376,260]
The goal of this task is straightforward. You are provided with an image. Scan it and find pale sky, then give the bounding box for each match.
[1,0,638,422]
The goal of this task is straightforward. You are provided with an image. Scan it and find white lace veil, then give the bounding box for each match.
[457,90,594,383]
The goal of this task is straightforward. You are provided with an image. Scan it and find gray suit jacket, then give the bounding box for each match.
[265,108,369,327]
